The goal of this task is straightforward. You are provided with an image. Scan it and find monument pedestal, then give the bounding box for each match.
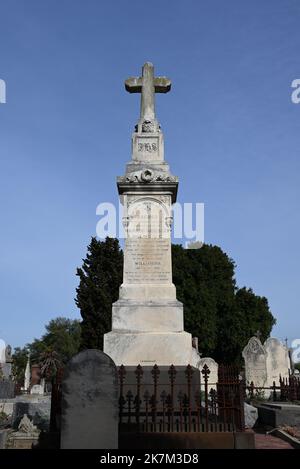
[104,330,192,366]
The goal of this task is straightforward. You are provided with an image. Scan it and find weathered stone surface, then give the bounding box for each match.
[104,331,192,366]
[244,402,258,428]
[0,379,15,399]
[6,414,40,449]
[60,350,118,449]
[242,337,267,387]
[0,429,10,449]
[0,399,14,417]
[24,355,30,391]
[12,395,51,431]
[257,402,300,428]
[242,336,291,389]
[264,338,291,386]
[111,300,184,332]
[30,384,44,395]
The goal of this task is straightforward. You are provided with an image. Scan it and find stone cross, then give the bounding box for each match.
[125,62,171,121]
[255,330,262,340]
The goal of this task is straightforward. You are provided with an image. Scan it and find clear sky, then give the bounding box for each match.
[0,0,299,350]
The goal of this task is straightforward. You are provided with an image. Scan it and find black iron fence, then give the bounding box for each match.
[118,364,245,433]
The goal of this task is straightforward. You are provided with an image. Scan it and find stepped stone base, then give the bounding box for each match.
[111,300,184,332]
[104,330,193,366]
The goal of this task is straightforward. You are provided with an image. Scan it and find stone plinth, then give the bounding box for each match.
[104,331,192,366]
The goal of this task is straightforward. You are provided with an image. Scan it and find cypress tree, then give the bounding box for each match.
[75,237,123,349]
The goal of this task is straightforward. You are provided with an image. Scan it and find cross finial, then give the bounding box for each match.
[255,330,262,340]
[125,62,171,125]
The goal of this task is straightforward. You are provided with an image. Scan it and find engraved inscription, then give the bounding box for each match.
[138,142,157,152]
[124,238,172,284]
[127,198,170,239]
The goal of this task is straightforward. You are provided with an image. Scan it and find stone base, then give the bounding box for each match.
[111,300,183,332]
[104,330,193,366]
[118,283,177,301]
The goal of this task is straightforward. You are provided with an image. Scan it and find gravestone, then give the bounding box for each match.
[264,338,291,386]
[197,357,218,390]
[30,384,44,395]
[7,414,40,449]
[0,343,13,379]
[242,337,267,387]
[0,379,15,399]
[24,355,31,391]
[104,62,193,366]
[60,350,118,449]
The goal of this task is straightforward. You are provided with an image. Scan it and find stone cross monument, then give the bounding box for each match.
[104,63,193,366]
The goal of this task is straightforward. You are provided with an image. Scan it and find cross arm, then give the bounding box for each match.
[154,77,171,93]
[125,77,142,93]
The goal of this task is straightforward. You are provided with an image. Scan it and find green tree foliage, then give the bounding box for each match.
[12,318,81,384]
[172,244,236,358]
[75,238,276,363]
[76,237,123,350]
[29,317,81,363]
[12,347,30,385]
[172,244,276,363]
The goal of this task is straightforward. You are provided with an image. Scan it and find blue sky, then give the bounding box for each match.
[0,0,299,350]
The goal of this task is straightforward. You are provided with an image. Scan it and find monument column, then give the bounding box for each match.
[104,63,193,366]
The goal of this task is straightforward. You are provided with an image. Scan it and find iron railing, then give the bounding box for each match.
[118,364,245,433]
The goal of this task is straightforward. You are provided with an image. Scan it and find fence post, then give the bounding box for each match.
[201,364,210,431]
[118,365,126,425]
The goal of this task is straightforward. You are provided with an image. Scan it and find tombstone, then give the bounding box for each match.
[197,357,218,390]
[242,337,267,387]
[7,414,40,449]
[0,339,5,363]
[30,384,44,395]
[0,379,15,399]
[60,350,118,449]
[264,338,291,386]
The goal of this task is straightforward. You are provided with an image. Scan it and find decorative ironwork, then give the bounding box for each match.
[118,363,245,434]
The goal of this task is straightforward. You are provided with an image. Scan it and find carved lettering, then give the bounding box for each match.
[138,142,157,152]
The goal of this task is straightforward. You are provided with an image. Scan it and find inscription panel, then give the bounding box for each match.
[133,135,160,161]
[127,197,170,239]
[124,238,172,284]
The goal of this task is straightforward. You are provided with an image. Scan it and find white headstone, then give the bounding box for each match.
[30,384,44,395]
[242,337,267,387]
[24,355,31,391]
[264,337,291,386]
[198,357,218,390]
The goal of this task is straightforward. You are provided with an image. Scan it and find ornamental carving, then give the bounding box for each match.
[141,119,155,133]
[119,170,177,184]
